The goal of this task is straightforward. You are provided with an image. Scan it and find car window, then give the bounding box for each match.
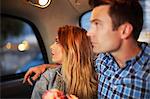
[79,0,150,43]
[138,0,150,43]
[79,10,91,31]
[0,15,48,79]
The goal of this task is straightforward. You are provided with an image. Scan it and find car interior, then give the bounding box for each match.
[0,0,150,98]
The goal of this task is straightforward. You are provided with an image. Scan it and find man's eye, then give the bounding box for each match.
[94,22,99,25]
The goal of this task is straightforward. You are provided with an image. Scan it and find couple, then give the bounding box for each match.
[24,0,150,99]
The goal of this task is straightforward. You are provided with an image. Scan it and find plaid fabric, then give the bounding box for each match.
[95,42,150,99]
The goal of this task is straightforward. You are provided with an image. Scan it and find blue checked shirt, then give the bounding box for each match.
[95,42,150,99]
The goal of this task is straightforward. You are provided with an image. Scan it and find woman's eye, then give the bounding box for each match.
[55,40,60,44]
[55,38,60,44]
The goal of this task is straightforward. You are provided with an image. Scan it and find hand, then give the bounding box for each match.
[23,64,48,85]
[66,95,78,99]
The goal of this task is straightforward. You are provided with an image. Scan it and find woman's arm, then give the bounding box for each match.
[23,63,57,85]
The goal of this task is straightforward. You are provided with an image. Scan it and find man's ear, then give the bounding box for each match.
[118,22,133,39]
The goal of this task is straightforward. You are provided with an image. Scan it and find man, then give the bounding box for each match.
[87,0,150,98]
[24,0,150,98]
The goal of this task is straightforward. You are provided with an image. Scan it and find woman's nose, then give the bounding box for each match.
[50,43,54,50]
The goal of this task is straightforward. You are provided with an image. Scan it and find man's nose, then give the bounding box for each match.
[87,29,93,37]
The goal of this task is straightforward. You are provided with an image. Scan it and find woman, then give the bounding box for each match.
[31,25,97,99]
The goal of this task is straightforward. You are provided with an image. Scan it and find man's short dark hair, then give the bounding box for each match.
[89,0,143,40]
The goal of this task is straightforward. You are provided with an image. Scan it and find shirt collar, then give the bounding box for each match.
[97,42,149,72]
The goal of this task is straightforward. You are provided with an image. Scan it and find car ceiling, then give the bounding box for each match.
[1,0,91,62]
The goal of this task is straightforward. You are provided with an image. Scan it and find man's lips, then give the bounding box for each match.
[91,42,96,46]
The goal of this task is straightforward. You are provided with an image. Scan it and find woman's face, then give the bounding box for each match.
[50,37,64,64]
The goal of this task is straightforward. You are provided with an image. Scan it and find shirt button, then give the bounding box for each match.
[146,69,149,73]
[107,77,111,80]
[130,68,134,73]
[115,74,119,78]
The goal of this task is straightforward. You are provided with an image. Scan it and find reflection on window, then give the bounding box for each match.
[0,17,44,76]
[138,0,150,43]
[80,0,150,43]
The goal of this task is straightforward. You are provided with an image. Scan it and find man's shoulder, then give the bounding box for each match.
[139,42,150,68]
[140,42,150,54]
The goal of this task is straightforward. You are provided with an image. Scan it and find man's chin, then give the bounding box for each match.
[93,49,100,54]
[93,48,105,54]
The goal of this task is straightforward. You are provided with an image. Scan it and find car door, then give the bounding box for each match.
[0,14,49,98]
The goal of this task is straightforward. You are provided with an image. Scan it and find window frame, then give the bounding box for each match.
[1,14,49,82]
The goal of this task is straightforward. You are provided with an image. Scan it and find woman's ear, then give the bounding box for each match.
[118,22,133,39]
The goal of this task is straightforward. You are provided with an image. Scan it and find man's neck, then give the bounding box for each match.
[111,40,141,68]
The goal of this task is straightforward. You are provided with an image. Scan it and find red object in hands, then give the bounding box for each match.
[42,89,66,99]
[42,89,78,99]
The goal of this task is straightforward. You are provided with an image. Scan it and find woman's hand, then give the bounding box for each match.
[66,95,78,99]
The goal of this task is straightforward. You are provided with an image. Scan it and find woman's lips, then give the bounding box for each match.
[51,52,54,56]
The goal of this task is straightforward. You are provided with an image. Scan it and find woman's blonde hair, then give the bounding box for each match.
[58,25,97,99]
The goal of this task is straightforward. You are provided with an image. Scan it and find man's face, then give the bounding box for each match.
[87,5,122,54]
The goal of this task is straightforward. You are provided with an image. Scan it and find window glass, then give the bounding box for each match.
[0,16,45,76]
[138,0,150,43]
[80,11,91,31]
[79,0,150,43]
